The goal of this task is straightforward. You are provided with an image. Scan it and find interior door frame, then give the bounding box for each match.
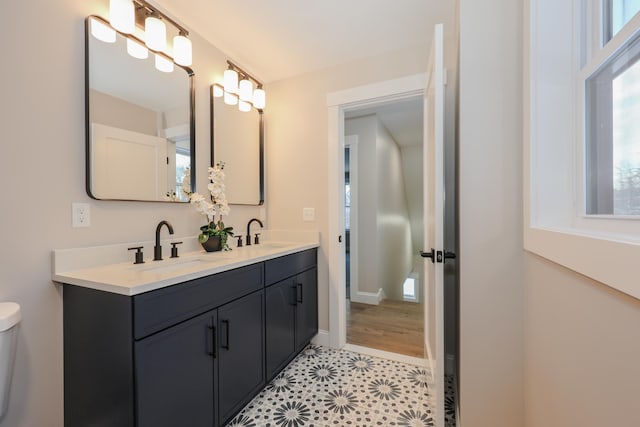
[326,74,427,349]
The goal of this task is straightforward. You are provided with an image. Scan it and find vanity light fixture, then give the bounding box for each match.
[94,0,193,67]
[216,61,266,111]
[109,0,135,34]
[144,13,166,52]
[238,77,253,102]
[173,31,192,66]
[224,68,239,94]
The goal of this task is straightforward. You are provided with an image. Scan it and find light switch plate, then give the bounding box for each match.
[303,207,315,222]
[72,203,91,228]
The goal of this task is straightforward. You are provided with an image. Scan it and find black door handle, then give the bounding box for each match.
[444,251,457,260]
[420,248,436,263]
[221,319,230,350]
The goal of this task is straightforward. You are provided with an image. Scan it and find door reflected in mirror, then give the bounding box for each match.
[211,85,264,205]
[86,16,195,202]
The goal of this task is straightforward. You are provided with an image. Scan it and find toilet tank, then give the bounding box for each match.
[0,302,21,420]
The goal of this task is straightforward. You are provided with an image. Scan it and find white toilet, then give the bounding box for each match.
[0,302,20,420]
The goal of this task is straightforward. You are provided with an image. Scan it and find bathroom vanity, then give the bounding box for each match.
[54,235,318,427]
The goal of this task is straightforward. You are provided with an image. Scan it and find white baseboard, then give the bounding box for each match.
[311,329,330,347]
[349,288,384,305]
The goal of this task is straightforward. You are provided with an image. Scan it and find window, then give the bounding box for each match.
[606,0,640,41]
[586,33,640,215]
[585,2,640,215]
[524,0,640,300]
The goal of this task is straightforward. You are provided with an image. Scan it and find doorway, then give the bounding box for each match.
[327,70,459,426]
[342,97,425,359]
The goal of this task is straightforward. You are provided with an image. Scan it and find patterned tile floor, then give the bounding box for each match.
[227,345,438,427]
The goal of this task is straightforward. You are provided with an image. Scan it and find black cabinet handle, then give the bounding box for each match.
[207,324,216,358]
[291,285,298,306]
[221,319,230,350]
[296,283,303,304]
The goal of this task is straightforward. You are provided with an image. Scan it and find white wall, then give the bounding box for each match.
[458,0,525,426]
[345,115,379,295]
[344,115,413,300]
[400,144,424,253]
[524,254,640,427]
[375,121,413,301]
[0,2,263,426]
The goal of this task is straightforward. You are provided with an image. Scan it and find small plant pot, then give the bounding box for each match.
[201,235,222,252]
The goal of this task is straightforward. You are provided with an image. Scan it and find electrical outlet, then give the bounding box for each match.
[72,203,91,228]
[303,207,315,222]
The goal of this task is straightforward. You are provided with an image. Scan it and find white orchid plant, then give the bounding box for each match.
[182,162,234,250]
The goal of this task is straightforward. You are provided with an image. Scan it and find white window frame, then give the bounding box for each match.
[524,0,640,300]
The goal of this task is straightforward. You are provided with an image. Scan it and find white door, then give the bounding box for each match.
[422,23,446,427]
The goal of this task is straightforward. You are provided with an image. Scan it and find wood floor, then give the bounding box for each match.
[346,299,425,358]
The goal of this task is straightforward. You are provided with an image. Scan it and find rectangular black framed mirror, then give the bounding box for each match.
[210,84,264,206]
[85,15,195,202]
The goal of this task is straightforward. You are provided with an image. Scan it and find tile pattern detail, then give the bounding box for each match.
[228,345,436,426]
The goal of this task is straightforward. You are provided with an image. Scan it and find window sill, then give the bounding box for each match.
[524,225,640,300]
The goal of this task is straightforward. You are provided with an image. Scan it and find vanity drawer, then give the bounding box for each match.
[265,249,317,286]
[133,263,263,339]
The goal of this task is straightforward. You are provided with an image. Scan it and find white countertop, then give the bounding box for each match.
[52,230,319,296]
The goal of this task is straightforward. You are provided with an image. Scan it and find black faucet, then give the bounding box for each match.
[246,218,263,246]
[154,220,174,261]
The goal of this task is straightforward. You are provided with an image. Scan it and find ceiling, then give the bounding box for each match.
[149,1,447,148]
[346,97,423,147]
[153,0,455,83]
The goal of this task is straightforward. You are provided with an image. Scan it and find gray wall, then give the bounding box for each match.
[459,0,525,426]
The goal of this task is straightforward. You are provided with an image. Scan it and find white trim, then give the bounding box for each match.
[345,136,359,303]
[350,288,385,305]
[327,75,426,350]
[327,74,426,107]
[343,343,426,367]
[311,329,330,347]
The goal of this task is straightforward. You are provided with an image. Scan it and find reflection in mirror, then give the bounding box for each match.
[211,85,264,205]
[85,16,195,202]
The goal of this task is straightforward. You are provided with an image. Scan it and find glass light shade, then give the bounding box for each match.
[126,38,148,59]
[224,69,239,93]
[155,54,174,73]
[90,18,116,43]
[238,100,251,112]
[252,88,266,109]
[145,16,166,51]
[239,78,253,102]
[173,34,192,66]
[224,91,238,106]
[212,84,224,98]
[110,0,135,34]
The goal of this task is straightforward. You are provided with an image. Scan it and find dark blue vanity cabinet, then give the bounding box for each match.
[63,248,317,427]
[265,250,318,379]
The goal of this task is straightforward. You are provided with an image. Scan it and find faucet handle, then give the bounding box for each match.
[236,235,243,247]
[170,241,183,258]
[254,233,261,245]
[128,246,145,265]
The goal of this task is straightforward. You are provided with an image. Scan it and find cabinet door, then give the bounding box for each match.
[265,279,297,378]
[135,310,216,427]
[217,290,265,425]
[295,268,318,351]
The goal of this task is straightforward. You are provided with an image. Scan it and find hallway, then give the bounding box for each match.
[347,300,424,358]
